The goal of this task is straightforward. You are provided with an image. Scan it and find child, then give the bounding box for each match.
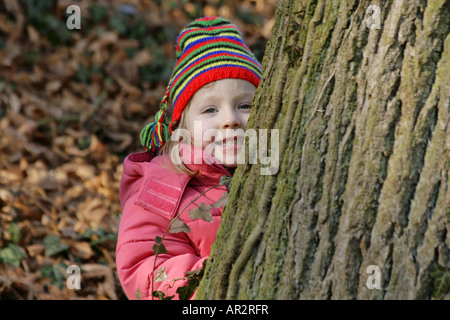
[116,16,262,300]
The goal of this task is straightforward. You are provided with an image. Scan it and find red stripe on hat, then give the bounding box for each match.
[179,37,249,61]
[177,25,236,43]
[170,52,259,95]
[173,37,252,79]
[176,25,238,55]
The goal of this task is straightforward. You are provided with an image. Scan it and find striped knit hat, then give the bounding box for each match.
[140,16,263,152]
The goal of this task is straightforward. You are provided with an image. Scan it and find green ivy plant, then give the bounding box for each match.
[431,263,450,300]
[140,175,231,300]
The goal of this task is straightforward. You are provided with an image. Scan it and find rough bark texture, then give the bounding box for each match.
[196,0,449,300]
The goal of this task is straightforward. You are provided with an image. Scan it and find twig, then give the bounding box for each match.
[150,183,222,299]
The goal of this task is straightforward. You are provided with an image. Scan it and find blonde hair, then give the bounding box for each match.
[157,81,219,176]
[157,103,198,176]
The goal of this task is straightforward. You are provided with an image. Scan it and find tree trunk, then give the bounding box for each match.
[196,0,449,300]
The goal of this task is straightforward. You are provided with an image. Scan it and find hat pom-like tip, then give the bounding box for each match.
[140,120,170,153]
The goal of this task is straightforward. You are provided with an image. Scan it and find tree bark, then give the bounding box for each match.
[196,0,449,300]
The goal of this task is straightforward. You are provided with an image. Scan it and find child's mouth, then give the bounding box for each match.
[215,137,244,147]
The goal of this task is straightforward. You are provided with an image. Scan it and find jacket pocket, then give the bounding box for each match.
[135,178,183,219]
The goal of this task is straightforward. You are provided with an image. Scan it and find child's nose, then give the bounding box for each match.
[222,114,241,129]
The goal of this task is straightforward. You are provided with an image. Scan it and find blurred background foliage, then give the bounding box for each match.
[0,0,275,299]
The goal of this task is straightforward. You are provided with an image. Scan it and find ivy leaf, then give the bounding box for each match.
[219,175,232,192]
[7,222,21,244]
[186,259,208,277]
[152,236,167,254]
[189,203,213,222]
[211,192,228,209]
[40,262,67,289]
[176,276,202,300]
[176,260,207,300]
[135,287,142,300]
[152,290,175,300]
[154,266,168,282]
[0,243,24,267]
[43,234,70,257]
[169,218,191,234]
[176,283,198,300]
[431,264,450,299]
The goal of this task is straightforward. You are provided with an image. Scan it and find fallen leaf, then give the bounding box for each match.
[77,197,108,229]
[26,244,45,257]
[71,241,94,260]
[81,263,117,300]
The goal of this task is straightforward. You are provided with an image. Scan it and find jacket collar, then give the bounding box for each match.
[179,143,232,181]
[120,144,231,217]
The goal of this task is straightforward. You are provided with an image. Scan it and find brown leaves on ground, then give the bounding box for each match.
[0,0,275,299]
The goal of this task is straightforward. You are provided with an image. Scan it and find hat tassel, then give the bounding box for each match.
[140,96,170,152]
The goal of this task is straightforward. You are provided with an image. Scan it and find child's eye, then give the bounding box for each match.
[239,104,252,110]
[203,107,217,114]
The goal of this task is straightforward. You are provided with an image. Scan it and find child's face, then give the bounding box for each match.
[185,78,256,167]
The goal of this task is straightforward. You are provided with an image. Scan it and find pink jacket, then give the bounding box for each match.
[116,144,230,300]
